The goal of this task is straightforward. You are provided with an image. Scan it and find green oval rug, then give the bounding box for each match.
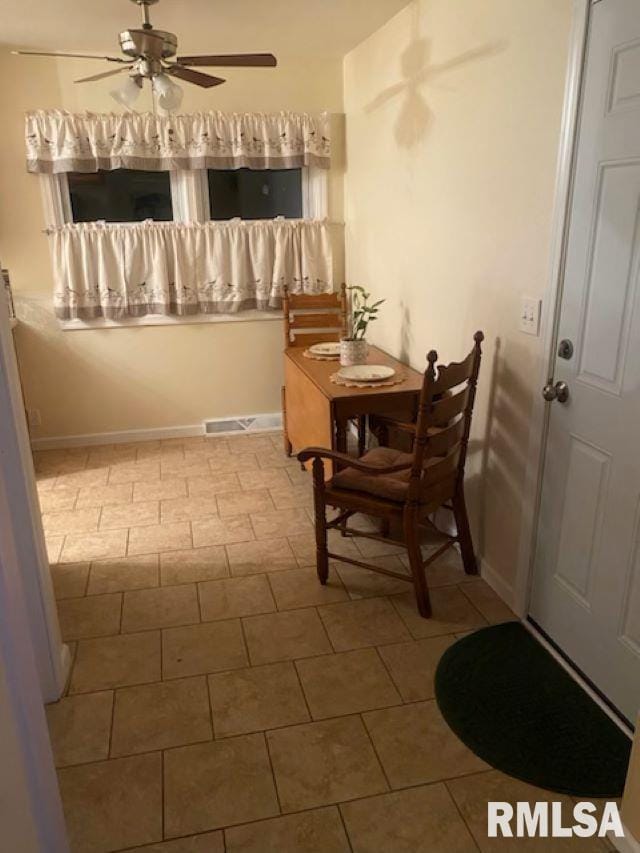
[434,621,632,797]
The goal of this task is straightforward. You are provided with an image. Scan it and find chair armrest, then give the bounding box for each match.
[297,447,412,475]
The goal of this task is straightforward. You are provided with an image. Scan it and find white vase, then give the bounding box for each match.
[340,338,369,366]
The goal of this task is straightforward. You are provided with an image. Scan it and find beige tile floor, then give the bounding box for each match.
[35,433,613,852]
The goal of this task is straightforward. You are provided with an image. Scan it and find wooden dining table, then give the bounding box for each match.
[283,345,424,474]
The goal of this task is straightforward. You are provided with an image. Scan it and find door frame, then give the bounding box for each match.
[0,306,71,702]
[0,300,69,845]
[514,0,593,617]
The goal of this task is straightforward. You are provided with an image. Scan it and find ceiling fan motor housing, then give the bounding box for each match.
[119,28,177,60]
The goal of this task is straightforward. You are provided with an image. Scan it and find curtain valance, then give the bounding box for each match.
[26,110,331,174]
[48,219,333,320]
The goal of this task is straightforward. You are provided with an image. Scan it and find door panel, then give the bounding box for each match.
[530,0,640,723]
[578,162,640,391]
[554,435,610,607]
[620,500,640,654]
[607,38,640,114]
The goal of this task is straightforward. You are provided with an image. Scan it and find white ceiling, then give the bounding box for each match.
[0,0,410,59]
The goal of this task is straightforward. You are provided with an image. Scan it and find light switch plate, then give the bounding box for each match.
[519,296,541,336]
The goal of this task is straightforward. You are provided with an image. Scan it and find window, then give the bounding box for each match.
[41,166,327,229]
[40,164,331,329]
[207,168,303,221]
[67,169,173,223]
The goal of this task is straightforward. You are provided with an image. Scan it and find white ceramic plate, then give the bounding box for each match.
[309,342,341,357]
[337,364,396,382]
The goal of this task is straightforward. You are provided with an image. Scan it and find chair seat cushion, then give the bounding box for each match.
[330,446,414,503]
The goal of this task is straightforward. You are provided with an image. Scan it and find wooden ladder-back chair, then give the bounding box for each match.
[282,283,348,349]
[298,331,484,618]
[282,283,365,456]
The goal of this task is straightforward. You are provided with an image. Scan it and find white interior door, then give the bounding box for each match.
[530,0,640,724]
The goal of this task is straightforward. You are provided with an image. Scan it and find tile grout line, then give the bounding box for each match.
[291,658,314,724]
[358,711,393,793]
[118,585,125,634]
[62,637,79,698]
[237,614,252,673]
[83,560,92,597]
[205,672,217,740]
[262,729,284,817]
[370,644,404,705]
[160,748,166,841]
[336,803,355,853]
[106,688,116,760]
[442,778,484,852]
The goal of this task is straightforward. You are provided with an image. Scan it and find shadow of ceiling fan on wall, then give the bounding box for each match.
[12,0,278,110]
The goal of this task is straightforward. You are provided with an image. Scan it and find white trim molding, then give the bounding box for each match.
[0,292,69,847]
[514,0,591,617]
[613,825,640,853]
[480,558,518,614]
[39,173,71,229]
[59,308,284,331]
[302,167,329,219]
[30,412,283,450]
[0,272,69,703]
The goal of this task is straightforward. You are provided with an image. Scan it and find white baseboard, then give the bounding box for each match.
[31,423,205,450]
[480,557,518,612]
[55,643,73,702]
[612,825,640,853]
[30,412,283,450]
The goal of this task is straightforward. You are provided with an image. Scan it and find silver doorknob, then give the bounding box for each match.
[542,380,569,403]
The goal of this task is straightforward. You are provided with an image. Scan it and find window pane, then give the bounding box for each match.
[208,168,302,221]
[68,169,173,223]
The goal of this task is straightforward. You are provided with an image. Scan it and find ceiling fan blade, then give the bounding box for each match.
[165,65,225,88]
[177,53,277,68]
[12,49,130,63]
[75,67,129,83]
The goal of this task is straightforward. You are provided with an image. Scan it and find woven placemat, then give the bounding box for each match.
[330,371,406,389]
[303,349,340,361]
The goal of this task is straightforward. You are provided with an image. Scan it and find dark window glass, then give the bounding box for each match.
[68,169,173,223]
[208,168,302,221]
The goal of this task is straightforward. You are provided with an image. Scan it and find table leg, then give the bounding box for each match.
[335,418,348,455]
[357,415,367,457]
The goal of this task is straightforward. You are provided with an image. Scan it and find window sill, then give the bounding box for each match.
[58,310,284,331]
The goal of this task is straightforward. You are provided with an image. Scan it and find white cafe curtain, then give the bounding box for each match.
[26,110,331,173]
[49,219,334,320]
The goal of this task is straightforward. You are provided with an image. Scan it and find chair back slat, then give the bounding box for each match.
[431,348,476,394]
[288,331,343,348]
[426,386,470,427]
[421,448,461,488]
[289,313,344,330]
[283,283,347,347]
[407,332,484,506]
[287,293,342,309]
[426,419,466,457]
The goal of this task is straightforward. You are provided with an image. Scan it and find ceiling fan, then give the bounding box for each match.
[13,0,278,109]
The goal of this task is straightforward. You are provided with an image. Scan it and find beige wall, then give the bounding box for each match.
[343,0,573,595]
[0,50,344,438]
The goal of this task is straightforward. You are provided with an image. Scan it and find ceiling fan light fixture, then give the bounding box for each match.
[14,0,278,100]
[110,74,143,108]
[152,73,183,111]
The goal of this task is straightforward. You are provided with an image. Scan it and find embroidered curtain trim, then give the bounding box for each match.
[49,219,334,320]
[26,110,331,173]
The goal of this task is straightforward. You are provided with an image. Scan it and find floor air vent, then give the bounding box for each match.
[203,413,282,435]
